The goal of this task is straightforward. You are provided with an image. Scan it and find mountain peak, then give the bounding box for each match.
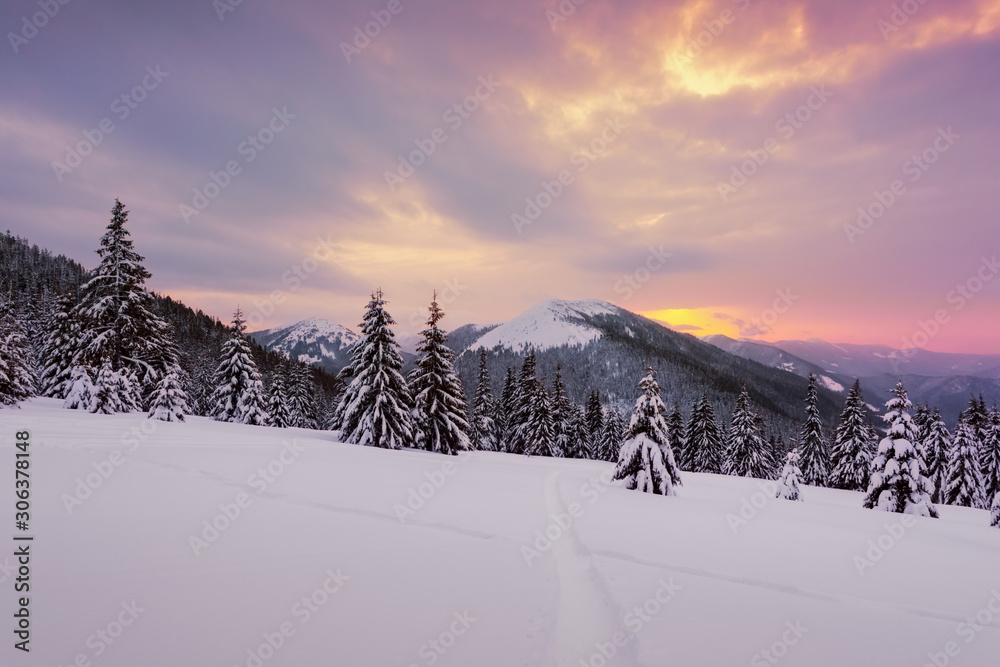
[467,298,621,353]
[250,317,360,372]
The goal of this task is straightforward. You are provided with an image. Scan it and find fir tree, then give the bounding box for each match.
[723,386,769,478]
[613,368,682,495]
[829,380,875,491]
[38,293,81,399]
[265,368,293,428]
[980,410,1000,502]
[863,382,938,517]
[775,450,803,501]
[584,390,604,452]
[509,351,538,455]
[922,409,952,504]
[565,404,592,459]
[408,294,470,455]
[798,374,829,487]
[90,361,124,415]
[289,362,317,429]
[63,366,94,410]
[966,395,990,445]
[991,493,1000,528]
[147,365,189,422]
[522,379,559,457]
[598,407,626,462]
[209,309,268,426]
[496,366,518,453]
[74,200,177,393]
[332,290,413,449]
[0,302,37,406]
[667,403,685,466]
[685,394,725,473]
[551,367,581,457]
[944,417,986,509]
[469,350,498,451]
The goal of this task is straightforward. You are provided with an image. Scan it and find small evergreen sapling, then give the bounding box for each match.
[776,450,804,501]
[63,366,95,410]
[147,366,189,422]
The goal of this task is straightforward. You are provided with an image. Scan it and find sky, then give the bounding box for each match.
[2,0,999,352]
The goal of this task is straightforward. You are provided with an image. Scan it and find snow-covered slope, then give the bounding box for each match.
[251,317,359,372]
[467,299,621,352]
[7,399,999,667]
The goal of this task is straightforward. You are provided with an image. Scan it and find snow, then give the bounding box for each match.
[468,299,619,353]
[265,317,360,347]
[5,398,1000,667]
[818,375,845,393]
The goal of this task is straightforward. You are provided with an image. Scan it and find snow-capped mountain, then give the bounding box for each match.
[466,298,622,353]
[250,317,360,373]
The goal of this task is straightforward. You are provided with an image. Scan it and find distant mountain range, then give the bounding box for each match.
[250,300,999,430]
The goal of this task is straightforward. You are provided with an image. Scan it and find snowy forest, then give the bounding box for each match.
[2,200,999,524]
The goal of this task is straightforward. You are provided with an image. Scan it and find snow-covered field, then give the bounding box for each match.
[3,399,999,667]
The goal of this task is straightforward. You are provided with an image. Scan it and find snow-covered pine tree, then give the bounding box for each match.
[64,366,95,410]
[613,367,682,495]
[265,368,293,428]
[922,408,952,504]
[685,394,725,473]
[828,379,875,491]
[0,301,37,407]
[74,199,178,395]
[38,293,81,399]
[966,395,990,446]
[147,365,189,422]
[408,293,470,456]
[332,290,413,449]
[566,404,592,459]
[992,492,1000,528]
[585,390,604,451]
[509,351,539,455]
[944,416,986,509]
[469,349,498,451]
[598,407,626,462]
[209,309,268,426]
[551,367,581,457]
[496,366,518,453]
[522,379,559,457]
[863,382,938,517]
[289,362,317,429]
[90,361,124,415]
[798,374,829,486]
[980,409,1000,502]
[723,386,769,478]
[667,403,685,467]
[775,450,804,501]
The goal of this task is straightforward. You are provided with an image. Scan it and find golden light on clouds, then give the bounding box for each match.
[643,307,733,336]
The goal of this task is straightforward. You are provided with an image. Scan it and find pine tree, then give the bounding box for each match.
[332,290,413,449]
[147,365,189,422]
[551,367,581,457]
[980,410,1000,502]
[74,200,177,394]
[922,409,952,504]
[522,379,559,457]
[798,374,829,486]
[565,404,592,459]
[598,408,626,462]
[775,450,803,501]
[685,394,724,473]
[944,417,986,509]
[0,302,37,406]
[289,362,317,429]
[510,352,539,455]
[64,366,95,410]
[584,390,604,453]
[613,368,682,495]
[408,294,470,456]
[469,350,498,451]
[209,309,268,426]
[966,395,990,446]
[666,403,685,466]
[723,386,769,478]
[991,492,1000,528]
[496,366,518,453]
[863,382,938,517]
[38,293,81,399]
[90,361,124,415]
[265,368,293,428]
[829,380,875,491]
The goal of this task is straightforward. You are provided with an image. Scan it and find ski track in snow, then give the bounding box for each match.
[541,470,636,667]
